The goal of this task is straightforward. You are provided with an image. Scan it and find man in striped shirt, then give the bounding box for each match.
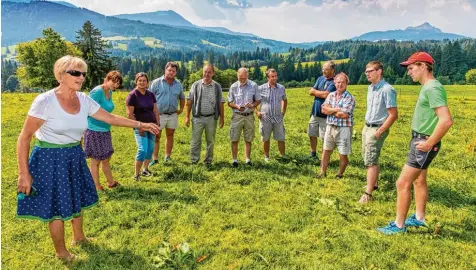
[255,69,288,162]
[319,72,356,178]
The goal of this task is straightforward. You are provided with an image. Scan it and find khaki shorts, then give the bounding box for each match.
[259,120,285,142]
[323,125,352,155]
[362,125,389,166]
[159,113,178,130]
[230,113,255,142]
[308,115,327,138]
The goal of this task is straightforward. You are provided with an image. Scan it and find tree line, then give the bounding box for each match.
[2,22,476,93]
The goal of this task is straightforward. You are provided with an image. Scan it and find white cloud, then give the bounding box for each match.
[64,0,476,42]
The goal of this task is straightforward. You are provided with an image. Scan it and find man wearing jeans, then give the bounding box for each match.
[184,64,225,165]
[308,61,336,159]
[319,73,355,178]
[149,62,185,164]
[360,61,398,204]
[227,68,261,167]
[377,52,453,235]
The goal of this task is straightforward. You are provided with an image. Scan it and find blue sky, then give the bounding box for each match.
[65,0,476,42]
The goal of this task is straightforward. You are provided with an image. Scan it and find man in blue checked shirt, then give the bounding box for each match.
[319,72,356,179]
[255,69,287,162]
[149,62,185,164]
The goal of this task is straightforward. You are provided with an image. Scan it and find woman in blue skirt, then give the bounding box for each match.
[16,55,160,261]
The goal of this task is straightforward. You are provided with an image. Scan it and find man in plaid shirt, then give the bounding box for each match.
[319,72,356,178]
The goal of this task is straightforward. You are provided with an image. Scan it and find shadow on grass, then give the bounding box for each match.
[429,185,476,208]
[104,186,198,204]
[157,166,210,183]
[71,243,153,270]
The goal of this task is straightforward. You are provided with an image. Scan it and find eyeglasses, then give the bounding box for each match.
[66,70,87,77]
[365,69,377,74]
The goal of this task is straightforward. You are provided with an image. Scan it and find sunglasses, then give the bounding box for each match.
[66,70,87,77]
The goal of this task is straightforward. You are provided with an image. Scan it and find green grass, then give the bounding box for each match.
[2,86,476,269]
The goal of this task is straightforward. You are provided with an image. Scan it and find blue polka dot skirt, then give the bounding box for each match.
[17,145,99,222]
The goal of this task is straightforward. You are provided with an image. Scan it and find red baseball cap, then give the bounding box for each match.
[400,52,435,66]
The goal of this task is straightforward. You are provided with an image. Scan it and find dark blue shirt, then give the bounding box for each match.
[311,76,336,118]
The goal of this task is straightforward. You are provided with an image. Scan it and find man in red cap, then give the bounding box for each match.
[377,52,453,235]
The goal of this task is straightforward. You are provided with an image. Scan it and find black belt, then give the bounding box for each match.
[160,112,175,116]
[235,112,253,116]
[200,113,215,117]
[412,130,429,139]
[365,123,382,128]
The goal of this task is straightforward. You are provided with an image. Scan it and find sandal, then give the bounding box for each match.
[359,192,372,204]
[108,181,120,188]
[56,253,78,263]
[96,186,104,191]
[71,237,95,247]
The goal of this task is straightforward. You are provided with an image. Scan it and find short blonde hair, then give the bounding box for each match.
[54,55,87,82]
[334,72,350,84]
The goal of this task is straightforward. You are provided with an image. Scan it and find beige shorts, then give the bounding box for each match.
[308,115,327,138]
[159,113,178,130]
[230,113,255,142]
[259,121,285,142]
[362,125,389,166]
[323,125,352,155]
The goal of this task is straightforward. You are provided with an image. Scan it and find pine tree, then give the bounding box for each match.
[75,21,112,90]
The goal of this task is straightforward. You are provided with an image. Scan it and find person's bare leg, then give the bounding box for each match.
[152,130,162,161]
[278,141,285,156]
[244,141,252,160]
[165,128,175,158]
[365,165,379,194]
[101,158,114,186]
[143,160,151,170]
[71,215,86,242]
[231,141,239,160]
[49,220,70,258]
[310,136,317,153]
[263,140,270,157]
[89,158,101,189]
[337,154,348,176]
[135,160,143,176]
[320,150,332,175]
[395,165,423,228]
[413,169,428,221]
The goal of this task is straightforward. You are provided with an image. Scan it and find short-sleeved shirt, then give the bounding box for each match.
[258,82,287,123]
[126,89,157,123]
[227,80,261,114]
[311,76,336,118]
[149,76,184,114]
[323,90,356,127]
[87,86,114,132]
[28,89,100,144]
[411,79,448,135]
[186,79,225,116]
[365,79,397,124]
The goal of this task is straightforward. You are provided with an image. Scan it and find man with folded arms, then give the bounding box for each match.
[377,52,453,235]
[359,61,398,204]
[227,68,261,167]
[184,64,225,165]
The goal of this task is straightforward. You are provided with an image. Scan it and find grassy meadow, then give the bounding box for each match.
[1,85,476,269]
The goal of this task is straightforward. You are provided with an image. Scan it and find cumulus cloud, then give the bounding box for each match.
[65,0,476,42]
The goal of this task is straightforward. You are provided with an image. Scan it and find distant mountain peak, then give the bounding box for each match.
[405,22,441,32]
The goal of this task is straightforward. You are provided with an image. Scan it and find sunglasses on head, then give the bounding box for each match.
[66,70,87,77]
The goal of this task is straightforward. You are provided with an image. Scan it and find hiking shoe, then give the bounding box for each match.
[150,159,159,166]
[133,175,140,182]
[405,214,426,227]
[141,169,152,177]
[376,221,407,235]
[232,161,238,168]
[204,160,212,166]
[164,156,172,163]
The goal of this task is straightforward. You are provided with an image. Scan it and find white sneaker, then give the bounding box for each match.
[264,156,270,162]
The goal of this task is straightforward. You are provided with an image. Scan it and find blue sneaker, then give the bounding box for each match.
[150,159,159,166]
[405,214,426,227]
[376,221,407,235]
[164,156,172,163]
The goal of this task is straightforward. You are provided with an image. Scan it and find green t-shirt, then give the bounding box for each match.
[87,86,114,132]
[411,79,448,135]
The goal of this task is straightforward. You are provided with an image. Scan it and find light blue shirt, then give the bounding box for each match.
[87,86,114,132]
[365,79,397,124]
[149,76,184,114]
[227,80,261,113]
